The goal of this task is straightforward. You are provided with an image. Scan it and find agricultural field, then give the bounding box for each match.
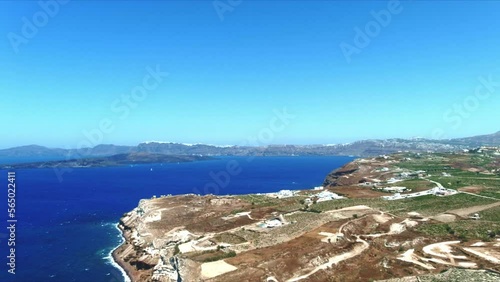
[313,193,497,217]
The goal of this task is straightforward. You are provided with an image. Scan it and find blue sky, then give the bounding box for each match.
[2,1,499,149]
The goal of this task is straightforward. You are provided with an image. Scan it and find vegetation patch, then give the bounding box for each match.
[238,195,284,207]
[417,220,500,241]
[479,188,500,200]
[185,249,237,262]
[312,193,496,217]
[429,175,499,190]
[479,205,500,222]
[213,233,247,244]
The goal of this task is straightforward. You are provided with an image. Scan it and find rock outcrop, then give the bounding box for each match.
[323,161,361,187]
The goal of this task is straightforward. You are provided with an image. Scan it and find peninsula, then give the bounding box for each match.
[113,147,500,281]
[0,152,213,169]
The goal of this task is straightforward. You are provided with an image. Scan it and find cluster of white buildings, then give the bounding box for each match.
[302,190,344,205]
[382,187,458,201]
[400,170,426,178]
[475,146,500,154]
[376,186,409,193]
[268,187,344,203]
[268,189,299,199]
[386,177,404,184]
[315,190,344,202]
[359,170,428,189]
[386,170,426,184]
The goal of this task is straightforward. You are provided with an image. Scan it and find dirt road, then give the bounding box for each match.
[446,201,500,217]
[286,236,369,282]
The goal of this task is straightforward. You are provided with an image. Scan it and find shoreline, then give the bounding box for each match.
[109,223,132,282]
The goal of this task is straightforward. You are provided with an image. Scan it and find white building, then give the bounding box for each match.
[382,187,457,200]
[265,219,282,228]
[316,191,344,202]
[276,190,295,198]
[380,186,408,193]
[387,177,403,184]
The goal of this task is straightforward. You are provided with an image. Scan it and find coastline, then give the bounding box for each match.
[2,156,355,282]
[110,224,132,282]
[108,186,330,281]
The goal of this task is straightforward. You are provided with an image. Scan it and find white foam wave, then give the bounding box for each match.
[104,223,131,282]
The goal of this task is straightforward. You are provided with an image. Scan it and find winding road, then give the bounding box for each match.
[286,236,369,282]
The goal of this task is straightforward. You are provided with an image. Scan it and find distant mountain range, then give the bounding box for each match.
[1,131,498,161]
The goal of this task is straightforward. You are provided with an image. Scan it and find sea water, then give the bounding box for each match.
[0,156,353,282]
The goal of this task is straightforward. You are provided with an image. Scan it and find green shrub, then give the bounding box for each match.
[202,250,236,262]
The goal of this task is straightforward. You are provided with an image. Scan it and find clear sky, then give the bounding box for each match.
[2,1,499,149]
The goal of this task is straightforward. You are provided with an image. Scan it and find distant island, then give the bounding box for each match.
[1,131,499,160]
[0,152,213,169]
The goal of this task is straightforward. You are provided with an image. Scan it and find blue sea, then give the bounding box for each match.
[0,156,353,282]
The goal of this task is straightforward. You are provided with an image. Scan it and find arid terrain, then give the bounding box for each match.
[113,147,500,281]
